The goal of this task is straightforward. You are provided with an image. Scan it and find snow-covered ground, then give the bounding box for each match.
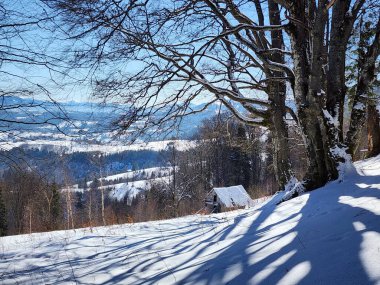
[101,167,172,183]
[63,167,173,202]
[107,176,171,202]
[1,156,380,284]
[1,139,195,153]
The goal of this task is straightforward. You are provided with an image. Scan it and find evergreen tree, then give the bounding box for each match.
[75,192,85,210]
[0,189,7,237]
[51,182,61,227]
[83,177,88,191]
[90,177,100,190]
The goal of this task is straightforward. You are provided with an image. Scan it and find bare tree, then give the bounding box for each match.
[163,143,199,217]
[0,0,76,159]
[46,0,380,194]
[90,153,107,226]
[43,0,299,191]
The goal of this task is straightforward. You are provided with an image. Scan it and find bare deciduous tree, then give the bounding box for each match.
[46,0,380,194]
[43,0,299,190]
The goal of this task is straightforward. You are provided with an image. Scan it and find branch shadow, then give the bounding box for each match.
[1,170,380,284]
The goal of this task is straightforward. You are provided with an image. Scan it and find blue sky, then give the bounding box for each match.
[1,0,272,107]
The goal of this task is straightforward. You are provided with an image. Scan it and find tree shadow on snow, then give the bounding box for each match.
[177,173,380,285]
[1,171,380,285]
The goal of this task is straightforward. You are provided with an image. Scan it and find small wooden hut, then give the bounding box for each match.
[205,185,254,213]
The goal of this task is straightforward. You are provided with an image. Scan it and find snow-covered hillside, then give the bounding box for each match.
[96,167,172,184]
[63,167,173,203]
[107,176,170,202]
[1,139,195,153]
[0,95,222,151]
[2,156,380,284]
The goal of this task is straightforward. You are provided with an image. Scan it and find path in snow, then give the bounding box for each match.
[1,156,380,284]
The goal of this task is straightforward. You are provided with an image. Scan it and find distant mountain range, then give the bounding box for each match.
[0,95,226,150]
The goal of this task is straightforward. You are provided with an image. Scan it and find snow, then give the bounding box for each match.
[322,108,339,128]
[0,139,195,153]
[2,156,380,284]
[280,146,353,202]
[280,176,305,202]
[258,128,269,143]
[107,181,148,202]
[62,167,173,202]
[354,155,380,176]
[330,145,354,182]
[213,185,254,208]
[316,89,325,96]
[102,167,172,182]
[260,152,268,162]
[353,102,365,111]
[107,176,170,203]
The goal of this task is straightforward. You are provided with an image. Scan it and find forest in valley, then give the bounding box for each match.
[0,114,289,235]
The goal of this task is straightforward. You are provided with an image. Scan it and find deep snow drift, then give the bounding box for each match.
[1,156,380,284]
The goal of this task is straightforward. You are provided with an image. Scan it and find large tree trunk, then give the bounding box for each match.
[267,0,294,190]
[367,102,380,157]
[346,19,380,156]
[326,1,350,141]
[326,0,364,142]
[268,81,294,189]
[298,106,339,189]
[287,1,340,191]
[346,88,367,157]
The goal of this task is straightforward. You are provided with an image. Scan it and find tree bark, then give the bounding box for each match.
[346,18,380,156]
[99,169,106,227]
[367,102,380,157]
[267,0,294,190]
[268,82,293,189]
[288,1,339,190]
[326,1,350,141]
[326,0,364,141]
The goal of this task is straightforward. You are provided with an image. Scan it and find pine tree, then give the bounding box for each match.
[0,189,7,237]
[51,182,61,227]
[75,192,85,210]
[90,177,100,190]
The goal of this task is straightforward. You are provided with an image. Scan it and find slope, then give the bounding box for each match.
[1,156,380,284]
[63,166,173,203]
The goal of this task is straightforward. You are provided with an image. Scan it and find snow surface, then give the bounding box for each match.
[322,108,339,128]
[102,167,172,183]
[280,177,305,202]
[214,185,254,208]
[107,176,171,203]
[62,167,173,202]
[1,139,195,153]
[2,156,380,284]
[353,102,365,111]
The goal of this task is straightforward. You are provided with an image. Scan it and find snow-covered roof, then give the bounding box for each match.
[213,185,254,208]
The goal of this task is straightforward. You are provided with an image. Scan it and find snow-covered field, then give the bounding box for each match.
[63,167,173,202]
[101,167,172,183]
[0,139,195,153]
[107,176,171,202]
[1,156,380,284]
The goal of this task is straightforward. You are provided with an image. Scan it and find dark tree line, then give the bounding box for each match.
[129,113,304,221]
[0,113,289,235]
[0,170,61,236]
